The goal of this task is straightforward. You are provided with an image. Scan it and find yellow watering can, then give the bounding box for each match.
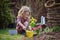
[26,30,34,38]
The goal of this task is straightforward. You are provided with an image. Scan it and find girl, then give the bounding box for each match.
[16,6,32,35]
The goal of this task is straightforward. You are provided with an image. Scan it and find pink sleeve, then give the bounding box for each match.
[16,16,26,28]
[16,16,21,23]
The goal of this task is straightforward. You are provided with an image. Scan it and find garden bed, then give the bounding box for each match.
[33,32,60,40]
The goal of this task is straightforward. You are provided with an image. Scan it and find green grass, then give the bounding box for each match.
[1,26,59,40]
[42,26,60,33]
[0,29,25,40]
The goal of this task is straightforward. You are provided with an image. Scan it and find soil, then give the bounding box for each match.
[20,32,60,40]
[33,32,60,40]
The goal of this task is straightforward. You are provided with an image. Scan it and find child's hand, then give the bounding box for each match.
[23,26,26,30]
[24,28,26,31]
[29,26,32,30]
[16,27,18,30]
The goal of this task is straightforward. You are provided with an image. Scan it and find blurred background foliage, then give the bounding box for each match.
[0,0,15,29]
[0,0,60,29]
[0,0,46,29]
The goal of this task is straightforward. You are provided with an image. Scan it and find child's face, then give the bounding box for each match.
[23,12,30,19]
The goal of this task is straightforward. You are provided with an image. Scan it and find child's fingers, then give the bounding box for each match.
[24,28,26,30]
[23,27,26,30]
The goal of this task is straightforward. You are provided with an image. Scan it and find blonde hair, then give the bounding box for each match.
[18,6,31,18]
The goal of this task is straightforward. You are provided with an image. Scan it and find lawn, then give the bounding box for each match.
[0,29,28,40]
[0,26,59,40]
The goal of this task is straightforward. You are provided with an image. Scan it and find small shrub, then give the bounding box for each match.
[52,26,60,32]
[42,26,60,33]
[43,27,53,33]
[0,0,15,29]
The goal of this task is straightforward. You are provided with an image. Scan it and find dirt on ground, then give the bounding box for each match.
[33,32,60,40]
[18,32,60,40]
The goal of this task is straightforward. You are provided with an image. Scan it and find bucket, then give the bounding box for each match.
[26,30,34,38]
[9,30,17,35]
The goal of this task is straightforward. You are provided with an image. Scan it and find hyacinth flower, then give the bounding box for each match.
[32,25,42,34]
[30,17,37,28]
[30,17,42,34]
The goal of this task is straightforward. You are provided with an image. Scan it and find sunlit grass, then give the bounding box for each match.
[0,29,25,40]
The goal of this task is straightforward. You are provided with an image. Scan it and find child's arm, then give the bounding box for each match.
[27,18,32,30]
[18,22,26,29]
[24,21,32,30]
[17,17,26,29]
[29,26,32,30]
